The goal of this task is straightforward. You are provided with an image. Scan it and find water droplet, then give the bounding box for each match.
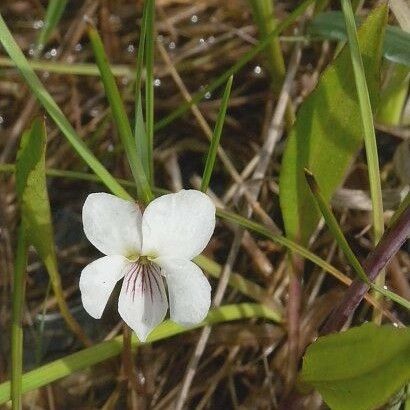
[107,143,114,152]
[42,71,50,79]
[0,115,4,125]
[154,78,161,87]
[383,285,388,290]
[199,38,206,47]
[393,322,399,327]
[253,65,262,75]
[50,48,57,57]
[168,41,176,50]
[127,44,135,53]
[28,47,35,56]
[33,20,44,30]
[157,34,164,43]
[90,108,99,117]
[74,43,82,52]
[204,91,211,100]
[208,35,215,44]
[190,15,199,23]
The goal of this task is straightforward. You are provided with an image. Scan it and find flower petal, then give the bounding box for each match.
[118,266,168,341]
[156,257,211,326]
[82,192,143,256]
[142,190,215,260]
[80,255,128,319]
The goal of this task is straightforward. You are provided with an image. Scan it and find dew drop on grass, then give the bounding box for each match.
[33,20,44,30]
[0,115,4,125]
[190,15,198,24]
[154,78,161,87]
[127,44,135,53]
[253,65,262,76]
[74,43,83,52]
[168,41,176,50]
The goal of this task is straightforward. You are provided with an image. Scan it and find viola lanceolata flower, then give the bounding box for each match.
[80,190,216,341]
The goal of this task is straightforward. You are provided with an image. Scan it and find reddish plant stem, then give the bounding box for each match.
[321,205,410,335]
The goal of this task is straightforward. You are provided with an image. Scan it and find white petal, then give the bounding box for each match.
[142,190,216,260]
[118,266,168,341]
[80,255,128,319]
[156,257,211,326]
[82,192,143,256]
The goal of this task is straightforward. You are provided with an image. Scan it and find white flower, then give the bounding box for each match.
[80,189,216,341]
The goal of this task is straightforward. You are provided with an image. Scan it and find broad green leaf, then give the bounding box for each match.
[301,323,410,410]
[308,11,410,67]
[0,303,279,403]
[15,119,91,346]
[279,6,386,244]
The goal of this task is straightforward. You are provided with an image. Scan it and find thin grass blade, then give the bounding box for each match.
[87,24,152,204]
[35,0,68,54]
[201,75,233,192]
[0,303,279,403]
[144,0,155,184]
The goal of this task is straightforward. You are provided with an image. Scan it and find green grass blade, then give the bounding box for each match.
[35,0,68,54]
[10,225,28,410]
[134,0,151,178]
[144,0,155,184]
[304,169,370,284]
[0,303,279,403]
[87,25,152,204]
[304,169,410,311]
[0,13,131,201]
[201,75,233,192]
[341,0,387,321]
[154,0,315,132]
[341,0,385,244]
[0,56,134,77]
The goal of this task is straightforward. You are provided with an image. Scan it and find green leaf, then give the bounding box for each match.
[201,75,233,192]
[87,25,152,204]
[35,0,68,54]
[302,323,410,410]
[279,5,386,244]
[308,11,410,67]
[0,303,279,403]
[15,118,91,346]
[0,13,131,201]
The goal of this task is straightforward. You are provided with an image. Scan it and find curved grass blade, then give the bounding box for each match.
[201,75,233,192]
[0,303,279,403]
[304,169,410,311]
[87,25,152,204]
[0,13,131,201]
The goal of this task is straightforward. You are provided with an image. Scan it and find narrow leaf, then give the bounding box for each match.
[87,25,152,204]
[201,75,233,192]
[35,0,68,54]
